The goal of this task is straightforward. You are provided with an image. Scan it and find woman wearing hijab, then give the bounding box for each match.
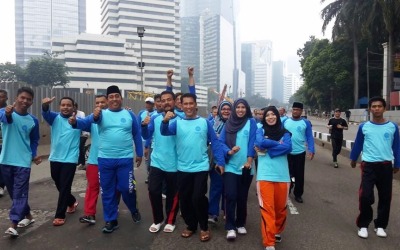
[255,106,292,250]
[208,101,232,224]
[217,99,257,240]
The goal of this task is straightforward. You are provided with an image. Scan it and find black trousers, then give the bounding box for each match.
[0,145,5,188]
[288,152,306,198]
[78,136,88,165]
[331,137,343,162]
[148,167,179,225]
[357,161,393,229]
[177,171,209,232]
[50,161,77,219]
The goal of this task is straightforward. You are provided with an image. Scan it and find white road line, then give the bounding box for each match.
[287,198,299,215]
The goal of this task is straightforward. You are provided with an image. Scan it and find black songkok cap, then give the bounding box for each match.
[106,85,121,96]
[292,102,303,109]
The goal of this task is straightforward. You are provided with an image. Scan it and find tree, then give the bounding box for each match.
[0,62,25,84]
[24,53,69,87]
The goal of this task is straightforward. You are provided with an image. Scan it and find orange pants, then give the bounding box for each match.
[257,181,289,247]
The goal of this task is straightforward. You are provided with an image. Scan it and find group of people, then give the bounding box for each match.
[0,73,398,250]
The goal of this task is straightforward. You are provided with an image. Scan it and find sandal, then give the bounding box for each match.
[200,230,211,242]
[149,222,163,233]
[17,218,35,228]
[163,224,176,233]
[4,227,19,237]
[181,229,194,238]
[67,201,78,214]
[53,218,66,226]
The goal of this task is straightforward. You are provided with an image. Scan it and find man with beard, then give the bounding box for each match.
[141,90,180,233]
[1,87,41,237]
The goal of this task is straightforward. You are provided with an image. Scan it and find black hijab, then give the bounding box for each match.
[262,106,288,141]
[225,99,252,149]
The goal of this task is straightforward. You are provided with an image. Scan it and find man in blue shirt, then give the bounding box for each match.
[0,89,8,197]
[284,102,315,203]
[161,93,224,242]
[74,85,143,233]
[350,96,400,239]
[0,87,41,237]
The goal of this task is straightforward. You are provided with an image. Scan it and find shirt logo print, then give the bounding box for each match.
[121,118,126,123]
[22,125,28,132]
[195,126,201,131]
[243,130,249,136]
[297,126,302,132]
[384,132,390,139]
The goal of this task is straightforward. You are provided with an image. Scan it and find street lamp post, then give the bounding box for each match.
[137,27,145,100]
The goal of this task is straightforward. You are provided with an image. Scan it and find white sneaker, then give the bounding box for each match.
[226,229,236,240]
[374,228,387,238]
[358,227,368,238]
[161,194,166,200]
[0,187,4,197]
[265,246,275,250]
[237,227,247,235]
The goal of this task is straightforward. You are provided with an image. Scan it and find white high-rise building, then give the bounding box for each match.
[283,73,303,103]
[100,0,181,91]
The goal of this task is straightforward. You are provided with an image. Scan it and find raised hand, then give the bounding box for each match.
[142,111,151,126]
[5,102,14,116]
[188,66,194,76]
[93,107,102,120]
[163,111,175,123]
[42,96,56,105]
[167,69,174,79]
[68,112,77,125]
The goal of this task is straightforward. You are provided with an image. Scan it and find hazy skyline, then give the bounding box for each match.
[0,0,330,64]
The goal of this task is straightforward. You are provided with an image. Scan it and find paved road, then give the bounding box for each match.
[1,142,400,249]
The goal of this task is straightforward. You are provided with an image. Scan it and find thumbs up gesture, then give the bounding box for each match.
[163,111,175,123]
[5,102,15,116]
[93,107,102,120]
[42,96,56,105]
[142,111,151,126]
[68,112,77,125]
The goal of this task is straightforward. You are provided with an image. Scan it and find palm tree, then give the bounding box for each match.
[321,0,371,108]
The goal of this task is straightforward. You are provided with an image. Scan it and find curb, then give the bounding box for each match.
[312,130,354,151]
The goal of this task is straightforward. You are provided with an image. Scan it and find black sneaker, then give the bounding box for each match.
[132,211,141,223]
[79,215,96,225]
[102,220,119,233]
[275,234,282,243]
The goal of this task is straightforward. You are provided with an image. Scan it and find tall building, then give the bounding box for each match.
[15,0,86,66]
[180,0,243,96]
[272,60,285,103]
[241,41,273,99]
[100,0,181,91]
[283,73,303,103]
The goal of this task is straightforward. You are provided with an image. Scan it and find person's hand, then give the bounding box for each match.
[350,160,357,168]
[308,152,314,160]
[163,111,175,123]
[5,103,14,116]
[144,148,149,159]
[215,165,225,175]
[93,107,102,120]
[167,69,174,79]
[188,66,194,76]
[228,146,240,155]
[243,161,252,169]
[68,112,77,125]
[32,156,42,165]
[142,111,151,126]
[337,124,343,129]
[254,146,267,153]
[135,157,142,167]
[393,168,399,174]
[42,96,55,105]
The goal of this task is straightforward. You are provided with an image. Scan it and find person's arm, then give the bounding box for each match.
[247,119,257,158]
[188,67,196,95]
[30,116,40,159]
[342,119,348,130]
[166,69,173,91]
[256,128,280,149]
[160,112,177,136]
[305,119,315,154]
[129,111,143,157]
[268,132,292,158]
[218,127,231,159]
[41,109,58,126]
[207,121,224,167]
[391,123,400,169]
[350,124,365,166]
[0,105,13,123]
[75,114,95,132]
[141,114,156,140]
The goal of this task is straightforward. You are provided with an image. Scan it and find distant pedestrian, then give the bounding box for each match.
[345,109,351,122]
[327,108,348,168]
[350,96,400,239]
[255,106,292,249]
[0,87,41,237]
[284,102,315,203]
[0,89,8,197]
[42,96,81,227]
[278,107,288,123]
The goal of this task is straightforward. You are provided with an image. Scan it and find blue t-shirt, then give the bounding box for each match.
[161,116,224,172]
[350,121,400,167]
[43,110,81,163]
[80,109,143,159]
[0,110,40,168]
[142,113,180,172]
[255,128,292,182]
[219,119,257,175]
[283,118,315,155]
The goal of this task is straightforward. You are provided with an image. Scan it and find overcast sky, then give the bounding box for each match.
[0,0,330,64]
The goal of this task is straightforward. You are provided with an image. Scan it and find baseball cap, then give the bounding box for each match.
[334,108,341,112]
[145,97,154,103]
